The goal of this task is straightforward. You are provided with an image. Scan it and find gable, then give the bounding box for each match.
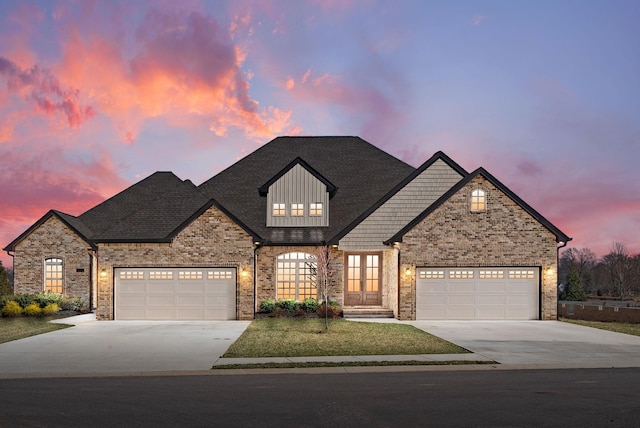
[265,163,330,227]
[387,168,571,245]
[338,152,466,249]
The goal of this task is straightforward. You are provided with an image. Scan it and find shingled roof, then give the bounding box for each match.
[198,136,415,244]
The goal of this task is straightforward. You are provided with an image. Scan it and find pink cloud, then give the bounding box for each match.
[0,56,96,127]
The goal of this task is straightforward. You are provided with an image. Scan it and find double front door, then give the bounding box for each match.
[344,252,382,306]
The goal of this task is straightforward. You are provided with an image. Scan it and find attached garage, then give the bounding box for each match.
[114,267,236,320]
[416,268,539,320]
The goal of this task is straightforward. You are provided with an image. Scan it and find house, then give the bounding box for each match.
[3,136,571,321]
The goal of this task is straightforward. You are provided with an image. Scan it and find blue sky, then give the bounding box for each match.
[1,0,639,267]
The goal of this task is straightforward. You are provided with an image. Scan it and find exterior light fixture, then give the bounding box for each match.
[405,268,412,277]
[241,269,249,278]
[545,267,554,276]
[100,269,107,278]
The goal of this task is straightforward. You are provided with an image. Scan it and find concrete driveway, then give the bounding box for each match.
[0,314,250,377]
[409,320,640,368]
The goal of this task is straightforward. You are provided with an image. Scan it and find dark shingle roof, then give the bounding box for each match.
[198,136,415,244]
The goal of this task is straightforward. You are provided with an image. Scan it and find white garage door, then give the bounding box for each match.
[115,268,236,320]
[416,268,539,320]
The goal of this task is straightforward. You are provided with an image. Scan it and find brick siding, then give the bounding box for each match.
[96,205,255,320]
[398,175,559,320]
[12,216,92,306]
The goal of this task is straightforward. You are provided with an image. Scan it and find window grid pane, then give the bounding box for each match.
[509,270,535,279]
[419,270,445,279]
[471,189,486,212]
[310,203,323,216]
[149,271,173,280]
[272,203,286,216]
[449,270,474,279]
[291,203,304,216]
[277,253,317,300]
[44,258,63,293]
[348,255,360,292]
[479,270,504,279]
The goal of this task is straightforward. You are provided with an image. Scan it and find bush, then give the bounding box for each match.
[59,297,84,312]
[23,303,43,317]
[276,298,298,314]
[33,293,63,308]
[1,300,23,317]
[42,303,60,316]
[316,301,342,318]
[259,299,276,313]
[11,293,37,308]
[300,298,319,313]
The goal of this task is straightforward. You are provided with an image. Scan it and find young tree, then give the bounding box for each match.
[306,245,336,330]
[559,248,597,294]
[0,261,12,296]
[564,267,586,301]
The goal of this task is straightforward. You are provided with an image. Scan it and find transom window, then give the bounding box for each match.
[277,252,317,300]
[470,189,486,212]
[310,202,323,216]
[272,203,286,216]
[44,258,63,293]
[291,203,304,216]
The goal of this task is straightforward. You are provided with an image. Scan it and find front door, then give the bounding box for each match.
[344,252,382,306]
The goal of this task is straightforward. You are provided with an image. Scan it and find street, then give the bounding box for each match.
[1,368,639,427]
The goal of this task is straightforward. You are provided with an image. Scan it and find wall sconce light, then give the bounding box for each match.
[100,269,107,278]
[545,267,554,276]
[240,269,249,278]
[405,268,412,277]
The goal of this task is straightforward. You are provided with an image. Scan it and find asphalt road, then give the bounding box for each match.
[1,368,639,427]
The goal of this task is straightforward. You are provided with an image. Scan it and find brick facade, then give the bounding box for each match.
[95,205,255,320]
[12,216,92,307]
[398,175,559,320]
[255,246,344,307]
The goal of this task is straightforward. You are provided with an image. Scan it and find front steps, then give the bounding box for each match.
[342,306,395,319]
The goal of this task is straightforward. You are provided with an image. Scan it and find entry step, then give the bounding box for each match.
[343,307,395,318]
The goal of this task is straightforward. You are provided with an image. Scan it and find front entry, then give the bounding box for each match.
[344,252,382,306]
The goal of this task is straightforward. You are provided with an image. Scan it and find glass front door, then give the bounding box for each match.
[344,252,382,306]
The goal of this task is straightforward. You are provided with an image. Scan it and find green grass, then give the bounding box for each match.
[0,317,71,344]
[214,360,493,370]
[223,318,468,358]
[561,318,640,337]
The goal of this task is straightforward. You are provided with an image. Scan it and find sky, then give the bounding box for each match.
[1,0,639,268]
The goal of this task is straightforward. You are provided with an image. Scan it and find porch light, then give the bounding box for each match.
[545,267,554,276]
[241,269,249,278]
[405,268,412,277]
[100,269,107,278]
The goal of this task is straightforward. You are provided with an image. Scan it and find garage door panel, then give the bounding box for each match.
[416,267,539,320]
[115,268,236,320]
[148,282,175,293]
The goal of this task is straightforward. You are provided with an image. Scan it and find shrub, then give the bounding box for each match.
[42,303,60,316]
[317,301,342,318]
[11,293,37,308]
[33,293,63,308]
[23,303,43,317]
[59,297,84,312]
[1,300,23,317]
[259,299,276,313]
[276,298,298,314]
[300,298,319,313]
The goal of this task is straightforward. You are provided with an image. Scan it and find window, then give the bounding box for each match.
[509,270,535,279]
[149,271,173,280]
[419,270,445,279]
[120,271,145,280]
[276,253,317,300]
[272,203,286,216]
[470,189,486,212]
[310,202,323,216]
[291,203,304,216]
[208,270,233,280]
[479,270,504,279]
[178,271,203,280]
[44,258,63,293]
[449,270,474,279]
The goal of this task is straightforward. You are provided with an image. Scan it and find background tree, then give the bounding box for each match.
[559,248,596,295]
[0,261,12,296]
[564,267,586,301]
[600,242,633,300]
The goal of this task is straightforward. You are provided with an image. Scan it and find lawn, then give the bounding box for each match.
[561,318,640,337]
[223,318,468,358]
[0,317,71,344]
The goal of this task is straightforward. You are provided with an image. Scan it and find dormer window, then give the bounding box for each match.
[260,158,337,228]
[470,189,486,212]
[273,203,286,216]
[310,203,323,216]
[291,203,304,216]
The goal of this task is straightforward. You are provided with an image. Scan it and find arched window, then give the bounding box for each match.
[276,252,317,300]
[470,189,486,212]
[44,258,63,293]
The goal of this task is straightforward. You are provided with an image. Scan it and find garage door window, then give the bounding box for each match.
[277,252,317,300]
[509,270,535,279]
[449,270,474,279]
[479,270,504,279]
[150,271,173,280]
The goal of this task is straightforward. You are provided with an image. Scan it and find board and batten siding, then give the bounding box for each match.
[339,159,463,250]
[266,164,329,227]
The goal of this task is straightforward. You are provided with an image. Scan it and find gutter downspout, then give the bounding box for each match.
[253,242,261,318]
[7,251,14,293]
